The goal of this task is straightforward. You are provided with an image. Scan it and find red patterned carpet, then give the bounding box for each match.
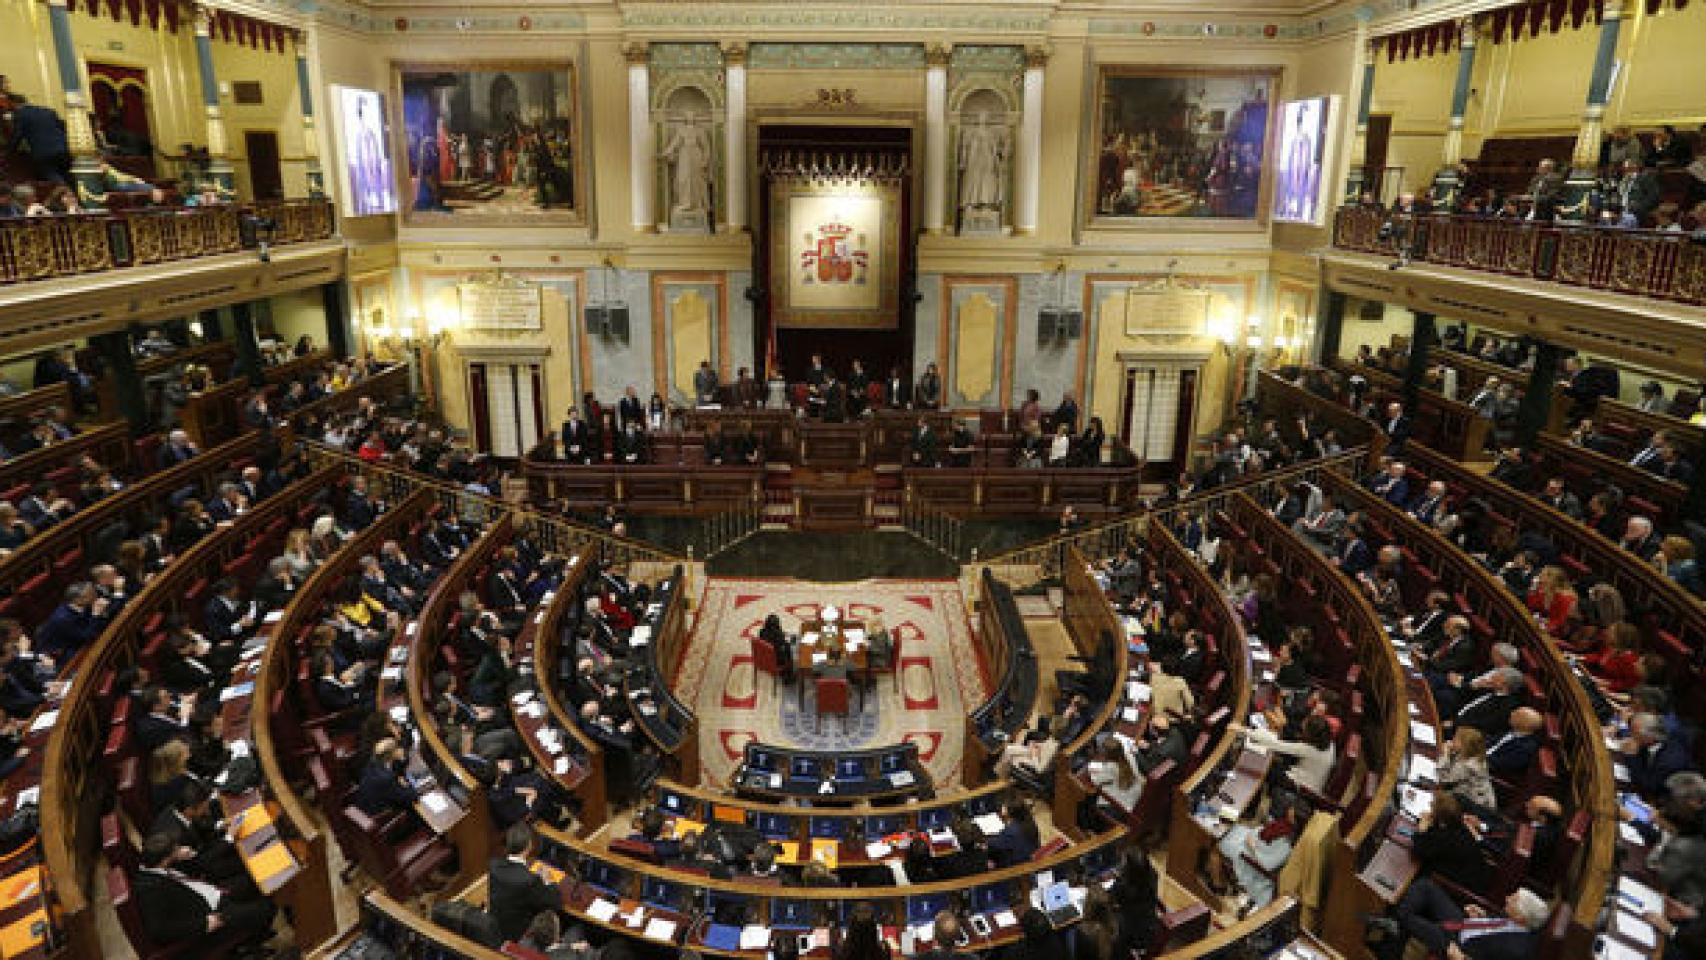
[674,578,989,791]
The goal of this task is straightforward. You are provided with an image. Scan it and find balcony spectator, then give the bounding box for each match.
[13,185,48,218]
[1602,125,1644,173]
[7,94,70,184]
[1647,124,1693,168]
[916,362,942,409]
[1615,159,1661,224]
[1523,158,1565,221]
[84,160,153,206]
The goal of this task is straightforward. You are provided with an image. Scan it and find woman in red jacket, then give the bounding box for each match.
[1526,565,1578,638]
[1584,622,1644,693]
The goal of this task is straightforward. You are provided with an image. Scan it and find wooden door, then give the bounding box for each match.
[244,131,284,200]
[1363,114,1393,197]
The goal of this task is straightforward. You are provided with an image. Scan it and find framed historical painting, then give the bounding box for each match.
[767,177,903,330]
[393,61,584,224]
[1084,65,1281,227]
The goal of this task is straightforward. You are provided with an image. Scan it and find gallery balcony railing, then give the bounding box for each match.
[0,198,336,285]
[1331,205,1706,307]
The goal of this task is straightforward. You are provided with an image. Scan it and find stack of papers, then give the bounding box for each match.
[587,899,619,923]
[1407,755,1438,785]
[974,813,1006,836]
[1409,722,1438,747]
[642,918,677,942]
[740,926,772,950]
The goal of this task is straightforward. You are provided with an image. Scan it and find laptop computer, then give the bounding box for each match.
[1041,881,1080,927]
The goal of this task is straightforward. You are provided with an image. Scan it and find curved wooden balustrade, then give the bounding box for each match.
[1153,510,1255,904]
[1316,464,1616,948]
[624,566,701,783]
[178,349,343,448]
[1222,491,1409,957]
[282,361,411,431]
[40,461,342,956]
[0,199,336,286]
[1256,370,1384,459]
[0,420,130,500]
[1332,206,1706,306]
[248,484,439,953]
[1530,432,1689,528]
[0,381,71,424]
[1325,357,1492,462]
[305,443,686,571]
[1047,547,1135,831]
[514,542,610,833]
[0,431,266,618]
[1403,442,1706,667]
[403,513,517,885]
[961,569,1040,785]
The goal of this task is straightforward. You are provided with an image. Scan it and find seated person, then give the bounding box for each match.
[133,831,277,953]
[353,737,418,817]
[946,421,976,467]
[1210,797,1299,910]
[487,824,564,943]
[1412,791,1493,891]
[1087,737,1144,816]
[1235,715,1336,796]
[995,720,1060,779]
[986,801,1041,867]
[1396,880,1550,960]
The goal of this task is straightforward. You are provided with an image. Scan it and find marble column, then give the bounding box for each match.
[1316,290,1348,363]
[192,4,235,191]
[1569,0,1631,185]
[91,332,149,435]
[44,0,102,193]
[626,43,656,232]
[1346,38,1379,203]
[1012,46,1047,235]
[1401,310,1436,412]
[294,32,323,197]
[922,43,951,235]
[1432,19,1476,202]
[1516,341,1563,446]
[723,42,748,232]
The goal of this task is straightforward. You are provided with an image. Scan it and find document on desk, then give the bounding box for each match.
[741,926,772,950]
[27,711,57,735]
[642,918,677,942]
[865,841,892,859]
[631,626,652,646]
[1613,909,1658,948]
[888,770,915,787]
[587,899,619,923]
[1407,755,1438,785]
[994,910,1018,929]
[974,813,1005,836]
[622,907,647,928]
[1617,876,1663,915]
[1409,721,1437,747]
[1126,680,1151,702]
[420,792,452,815]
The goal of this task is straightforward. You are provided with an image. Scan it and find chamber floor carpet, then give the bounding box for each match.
[674,577,990,791]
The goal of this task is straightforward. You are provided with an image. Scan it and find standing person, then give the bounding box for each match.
[916,363,942,410]
[8,95,71,184]
[487,824,563,943]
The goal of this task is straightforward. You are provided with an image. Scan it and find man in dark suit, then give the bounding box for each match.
[821,371,847,423]
[1621,516,1662,562]
[1488,447,1532,490]
[1137,714,1188,774]
[488,824,563,942]
[134,686,193,753]
[1536,478,1581,520]
[488,567,527,620]
[203,579,256,643]
[885,364,912,408]
[911,419,939,467]
[134,832,277,956]
[615,423,649,464]
[1451,667,1524,738]
[149,781,251,893]
[342,477,380,530]
[421,520,462,569]
[1658,443,1696,483]
[251,559,300,612]
[8,95,71,183]
[616,387,645,430]
[1409,480,1448,526]
[1383,402,1413,450]
[354,739,418,817]
[158,427,200,466]
[36,582,106,664]
[1622,712,1694,800]
[1485,707,1543,778]
[561,408,595,464]
[1369,461,1412,508]
[1616,159,1662,223]
[1397,878,1548,960]
[1334,519,1375,578]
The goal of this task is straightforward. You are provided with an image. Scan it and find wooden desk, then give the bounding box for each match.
[794,620,870,674]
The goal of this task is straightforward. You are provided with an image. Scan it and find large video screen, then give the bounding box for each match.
[1272,96,1334,226]
[332,85,397,218]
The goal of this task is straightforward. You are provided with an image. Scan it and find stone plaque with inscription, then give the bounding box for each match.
[459,277,543,331]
